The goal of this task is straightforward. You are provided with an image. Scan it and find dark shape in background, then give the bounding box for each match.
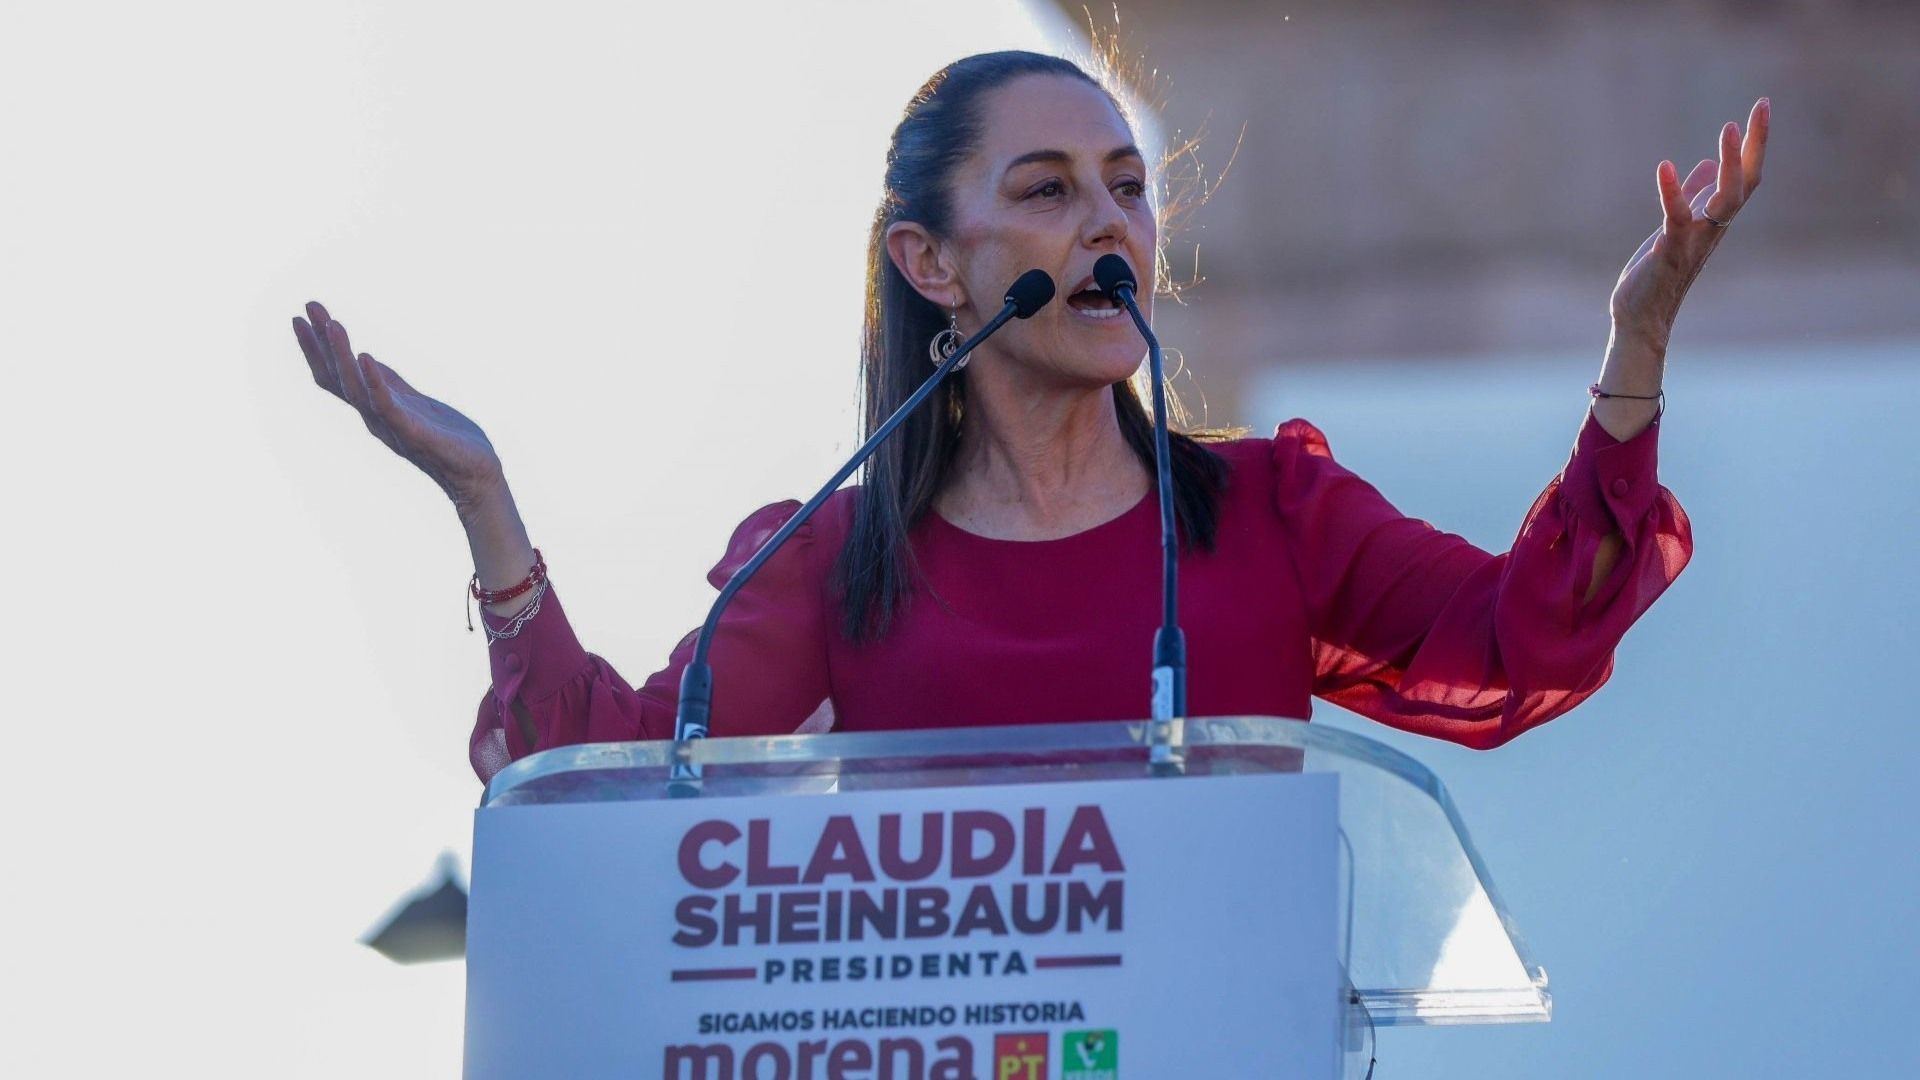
[363,851,468,964]
[1066,0,1920,415]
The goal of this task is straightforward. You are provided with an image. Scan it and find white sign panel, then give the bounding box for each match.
[467,772,1340,1078]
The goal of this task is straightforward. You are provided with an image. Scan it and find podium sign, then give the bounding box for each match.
[470,717,1553,1078]
[468,772,1341,1078]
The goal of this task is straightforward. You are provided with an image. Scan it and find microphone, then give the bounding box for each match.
[670,269,1057,787]
[1002,268,1058,318]
[1093,254,1186,732]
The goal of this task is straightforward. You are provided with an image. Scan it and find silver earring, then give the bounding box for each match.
[928,307,965,369]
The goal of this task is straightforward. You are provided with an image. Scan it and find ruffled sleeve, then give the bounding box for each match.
[1272,410,1692,749]
[468,500,834,783]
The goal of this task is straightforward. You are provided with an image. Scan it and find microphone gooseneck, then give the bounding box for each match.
[1093,253,1186,726]
[670,269,1057,788]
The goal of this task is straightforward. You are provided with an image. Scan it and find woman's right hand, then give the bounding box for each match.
[292,300,507,515]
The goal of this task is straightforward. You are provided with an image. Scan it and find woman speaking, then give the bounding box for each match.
[291,52,1767,784]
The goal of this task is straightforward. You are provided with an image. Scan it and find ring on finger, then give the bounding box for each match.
[1702,210,1730,228]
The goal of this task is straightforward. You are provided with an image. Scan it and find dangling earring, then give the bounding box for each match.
[928,305,965,369]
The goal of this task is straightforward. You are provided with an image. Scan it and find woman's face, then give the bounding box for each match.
[921,74,1158,388]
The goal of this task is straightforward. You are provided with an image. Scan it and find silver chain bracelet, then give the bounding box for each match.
[484,577,550,646]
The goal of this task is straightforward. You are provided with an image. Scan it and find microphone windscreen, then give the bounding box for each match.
[1005,269,1055,318]
[1092,254,1137,298]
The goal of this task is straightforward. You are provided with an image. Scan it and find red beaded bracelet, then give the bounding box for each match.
[466,549,546,632]
[471,548,546,603]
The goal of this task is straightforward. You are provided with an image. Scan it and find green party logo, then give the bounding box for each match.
[1062,1029,1117,1079]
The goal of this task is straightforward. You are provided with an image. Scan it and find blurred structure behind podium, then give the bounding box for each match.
[1065,0,1917,418]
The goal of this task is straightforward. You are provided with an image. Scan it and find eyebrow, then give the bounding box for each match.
[1002,144,1145,175]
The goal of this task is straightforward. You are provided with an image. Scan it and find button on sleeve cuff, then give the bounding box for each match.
[1560,408,1663,533]
[480,583,593,705]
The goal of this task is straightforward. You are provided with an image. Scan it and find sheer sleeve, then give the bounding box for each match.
[1272,410,1692,749]
[468,500,834,783]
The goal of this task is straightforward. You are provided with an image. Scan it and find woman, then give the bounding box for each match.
[292,52,1767,784]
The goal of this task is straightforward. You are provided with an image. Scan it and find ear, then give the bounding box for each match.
[884,221,964,310]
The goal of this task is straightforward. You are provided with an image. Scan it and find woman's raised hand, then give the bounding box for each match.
[293,301,507,515]
[1609,97,1770,350]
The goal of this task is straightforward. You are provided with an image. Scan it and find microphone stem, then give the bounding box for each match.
[1118,286,1186,723]
[670,298,1024,773]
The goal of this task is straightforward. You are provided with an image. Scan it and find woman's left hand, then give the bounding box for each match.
[1609,97,1770,351]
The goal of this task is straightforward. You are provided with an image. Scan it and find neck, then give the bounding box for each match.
[937,367,1148,540]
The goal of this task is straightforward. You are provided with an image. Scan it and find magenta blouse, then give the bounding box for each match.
[470,412,1691,783]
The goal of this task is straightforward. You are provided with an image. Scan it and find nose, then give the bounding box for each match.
[1080,185,1128,250]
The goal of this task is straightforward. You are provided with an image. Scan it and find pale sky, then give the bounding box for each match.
[3,2,1080,1073]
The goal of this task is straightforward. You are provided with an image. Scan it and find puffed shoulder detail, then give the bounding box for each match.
[1272,417,1336,460]
[706,499,813,589]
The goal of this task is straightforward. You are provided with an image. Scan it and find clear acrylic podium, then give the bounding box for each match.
[476,715,1550,1075]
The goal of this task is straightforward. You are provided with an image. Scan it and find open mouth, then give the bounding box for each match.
[1065,278,1124,320]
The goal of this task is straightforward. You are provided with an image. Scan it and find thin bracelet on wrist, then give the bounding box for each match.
[480,579,549,645]
[1589,382,1665,421]
[467,548,546,632]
